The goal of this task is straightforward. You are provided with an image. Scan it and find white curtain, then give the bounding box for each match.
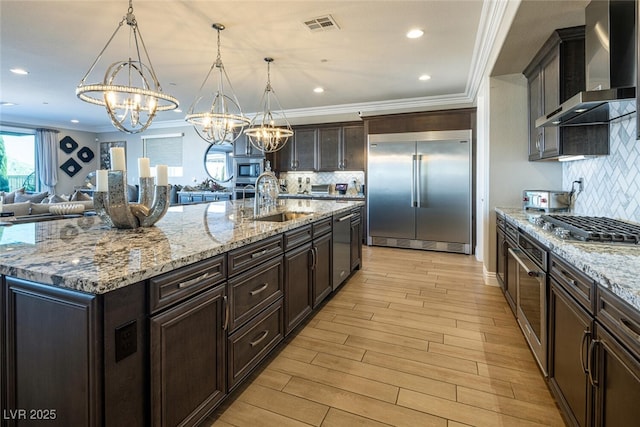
[35,128,59,193]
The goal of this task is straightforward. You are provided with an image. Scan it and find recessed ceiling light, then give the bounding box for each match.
[419,74,431,81]
[174,108,183,113]
[10,68,29,75]
[70,119,79,124]
[406,29,424,39]
[313,87,324,93]
[0,101,16,106]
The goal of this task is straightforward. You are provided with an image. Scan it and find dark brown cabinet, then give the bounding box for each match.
[284,241,313,334]
[150,284,227,427]
[276,123,364,172]
[497,216,517,315]
[524,26,607,161]
[278,128,316,171]
[233,133,262,157]
[312,218,333,308]
[546,252,640,427]
[3,278,102,427]
[549,278,593,427]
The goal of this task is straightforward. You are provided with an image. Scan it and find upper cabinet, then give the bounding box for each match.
[524,26,608,161]
[233,133,264,158]
[275,123,364,172]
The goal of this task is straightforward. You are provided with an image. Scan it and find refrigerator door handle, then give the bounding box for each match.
[411,154,417,207]
[416,154,423,207]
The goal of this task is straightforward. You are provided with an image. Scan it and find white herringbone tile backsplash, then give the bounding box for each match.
[563,112,640,222]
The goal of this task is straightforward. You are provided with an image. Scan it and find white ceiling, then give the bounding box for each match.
[0,0,588,133]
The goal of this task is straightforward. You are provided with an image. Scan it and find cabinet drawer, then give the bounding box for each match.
[312,217,332,238]
[149,254,226,314]
[228,235,284,277]
[228,255,283,331]
[227,300,284,390]
[596,286,640,357]
[284,225,312,251]
[550,255,595,314]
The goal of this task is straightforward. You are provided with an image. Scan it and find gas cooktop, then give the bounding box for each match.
[540,215,640,244]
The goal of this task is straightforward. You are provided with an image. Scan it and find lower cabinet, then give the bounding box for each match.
[549,279,593,427]
[312,231,332,308]
[3,277,102,427]
[284,241,313,334]
[547,253,640,427]
[227,300,284,390]
[150,284,227,427]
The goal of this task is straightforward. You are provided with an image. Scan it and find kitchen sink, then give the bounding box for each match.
[253,212,311,222]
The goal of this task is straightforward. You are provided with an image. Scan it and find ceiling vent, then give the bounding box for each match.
[303,15,340,32]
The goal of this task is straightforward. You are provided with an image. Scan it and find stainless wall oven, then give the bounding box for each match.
[508,232,548,375]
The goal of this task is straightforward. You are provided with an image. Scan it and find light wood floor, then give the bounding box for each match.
[205,246,565,427]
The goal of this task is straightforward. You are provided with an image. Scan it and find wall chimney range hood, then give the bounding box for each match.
[537,0,636,128]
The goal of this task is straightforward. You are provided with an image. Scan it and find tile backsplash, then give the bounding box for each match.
[563,113,640,222]
[279,171,365,195]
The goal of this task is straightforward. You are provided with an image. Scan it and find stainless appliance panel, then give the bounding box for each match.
[333,212,352,290]
[415,139,470,243]
[367,140,416,240]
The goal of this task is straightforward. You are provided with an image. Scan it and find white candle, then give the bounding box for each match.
[156,165,168,186]
[110,147,126,171]
[96,169,108,192]
[138,157,150,178]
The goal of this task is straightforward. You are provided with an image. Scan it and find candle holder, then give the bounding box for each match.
[93,170,170,229]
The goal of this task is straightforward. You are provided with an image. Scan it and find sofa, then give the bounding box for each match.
[0,188,94,218]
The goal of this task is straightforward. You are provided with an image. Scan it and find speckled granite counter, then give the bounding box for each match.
[278,193,365,200]
[0,199,363,295]
[496,207,640,312]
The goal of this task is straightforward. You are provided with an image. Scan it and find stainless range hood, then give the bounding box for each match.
[537,0,636,128]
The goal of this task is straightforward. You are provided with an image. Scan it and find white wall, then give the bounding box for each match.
[481,74,563,279]
[96,125,213,188]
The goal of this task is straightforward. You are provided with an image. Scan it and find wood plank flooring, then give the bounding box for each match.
[204,246,565,427]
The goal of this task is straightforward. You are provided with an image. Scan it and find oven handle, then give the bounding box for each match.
[507,248,540,277]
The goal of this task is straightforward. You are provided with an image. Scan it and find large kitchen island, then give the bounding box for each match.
[0,199,364,427]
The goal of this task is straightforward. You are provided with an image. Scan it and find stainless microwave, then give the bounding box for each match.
[235,159,263,183]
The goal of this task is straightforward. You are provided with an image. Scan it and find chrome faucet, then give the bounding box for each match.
[254,161,279,213]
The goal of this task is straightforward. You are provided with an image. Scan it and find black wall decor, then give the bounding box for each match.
[60,136,78,154]
[60,158,82,177]
[77,146,95,163]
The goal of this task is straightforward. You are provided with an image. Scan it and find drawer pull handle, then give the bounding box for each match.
[250,283,269,296]
[250,330,269,347]
[580,329,591,374]
[620,318,640,341]
[560,270,577,287]
[336,213,355,222]
[178,272,210,289]
[251,249,268,259]
[223,295,229,331]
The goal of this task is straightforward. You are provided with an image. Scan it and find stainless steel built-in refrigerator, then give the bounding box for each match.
[367,130,472,254]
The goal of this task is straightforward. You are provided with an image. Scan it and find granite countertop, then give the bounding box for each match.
[279,193,365,200]
[0,199,363,295]
[497,207,640,311]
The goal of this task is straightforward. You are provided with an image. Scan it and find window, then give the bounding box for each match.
[0,131,36,192]
[142,133,184,178]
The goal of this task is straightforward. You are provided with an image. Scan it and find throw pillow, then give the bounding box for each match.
[70,190,92,201]
[42,194,69,204]
[1,188,24,204]
[15,191,49,204]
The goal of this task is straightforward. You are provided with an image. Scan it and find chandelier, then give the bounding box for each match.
[186,23,250,145]
[76,0,179,134]
[245,58,293,153]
